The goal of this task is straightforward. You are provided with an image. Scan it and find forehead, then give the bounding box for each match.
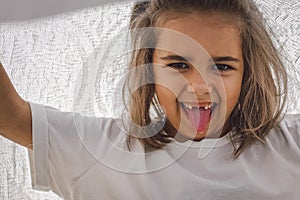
[154,12,242,60]
[157,11,242,33]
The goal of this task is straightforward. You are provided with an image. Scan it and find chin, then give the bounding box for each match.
[192,133,207,141]
[173,128,208,142]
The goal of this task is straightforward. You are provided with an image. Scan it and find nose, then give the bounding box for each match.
[186,71,212,96]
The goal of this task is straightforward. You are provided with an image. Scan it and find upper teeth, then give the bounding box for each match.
[183,103,213,110]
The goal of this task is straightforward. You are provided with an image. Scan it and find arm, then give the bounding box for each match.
[0,62,32,149]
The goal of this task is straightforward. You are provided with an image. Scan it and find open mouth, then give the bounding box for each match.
[179,102,217,133]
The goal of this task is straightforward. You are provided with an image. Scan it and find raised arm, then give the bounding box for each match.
[0,62,32,149]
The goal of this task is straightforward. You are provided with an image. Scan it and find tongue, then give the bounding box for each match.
[186,107,211,132]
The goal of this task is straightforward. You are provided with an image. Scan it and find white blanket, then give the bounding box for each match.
[0,0,299,199]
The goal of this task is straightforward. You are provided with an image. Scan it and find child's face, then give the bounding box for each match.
[152,13,244,141]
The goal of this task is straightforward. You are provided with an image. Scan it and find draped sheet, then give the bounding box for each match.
[0,0,299,199]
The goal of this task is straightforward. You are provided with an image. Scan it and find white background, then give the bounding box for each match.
[0,0,299,199]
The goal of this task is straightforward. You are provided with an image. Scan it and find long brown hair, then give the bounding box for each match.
[124,0,287,158]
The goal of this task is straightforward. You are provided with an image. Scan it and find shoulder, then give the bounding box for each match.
[279,114,300,141]
[37,103,124,135]
[29,102,130,155]
[280,114,300,130]
[266,114,300,149]
[29,103,132,197]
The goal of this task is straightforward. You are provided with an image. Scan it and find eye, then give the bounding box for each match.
[167,62,190,71]
[212,64,234,72]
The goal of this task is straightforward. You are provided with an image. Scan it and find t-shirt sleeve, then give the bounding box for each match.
[286,114,300,148]
[28,103,99,198]
[278,114,300,150]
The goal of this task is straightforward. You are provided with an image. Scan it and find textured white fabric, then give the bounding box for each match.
[0,0,134,21]
[29,103,300,200]
[0,3,132,199]
[0,0,299,199]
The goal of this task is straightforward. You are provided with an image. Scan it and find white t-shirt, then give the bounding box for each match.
[28,103,300,200]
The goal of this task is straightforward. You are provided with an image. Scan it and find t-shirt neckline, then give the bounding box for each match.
[171,131,231,149]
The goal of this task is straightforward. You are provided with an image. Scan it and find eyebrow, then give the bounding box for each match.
[160,55,191,62]
[211,56,240,63]
[160,55,240,63]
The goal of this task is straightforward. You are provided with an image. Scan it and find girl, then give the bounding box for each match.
[0,0,299,199]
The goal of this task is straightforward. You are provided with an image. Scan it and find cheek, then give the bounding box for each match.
[153,65,188,97]
[155,84,183,133]
[226,88,240,106]
[155,85,177,105]
[223,78,242,113]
